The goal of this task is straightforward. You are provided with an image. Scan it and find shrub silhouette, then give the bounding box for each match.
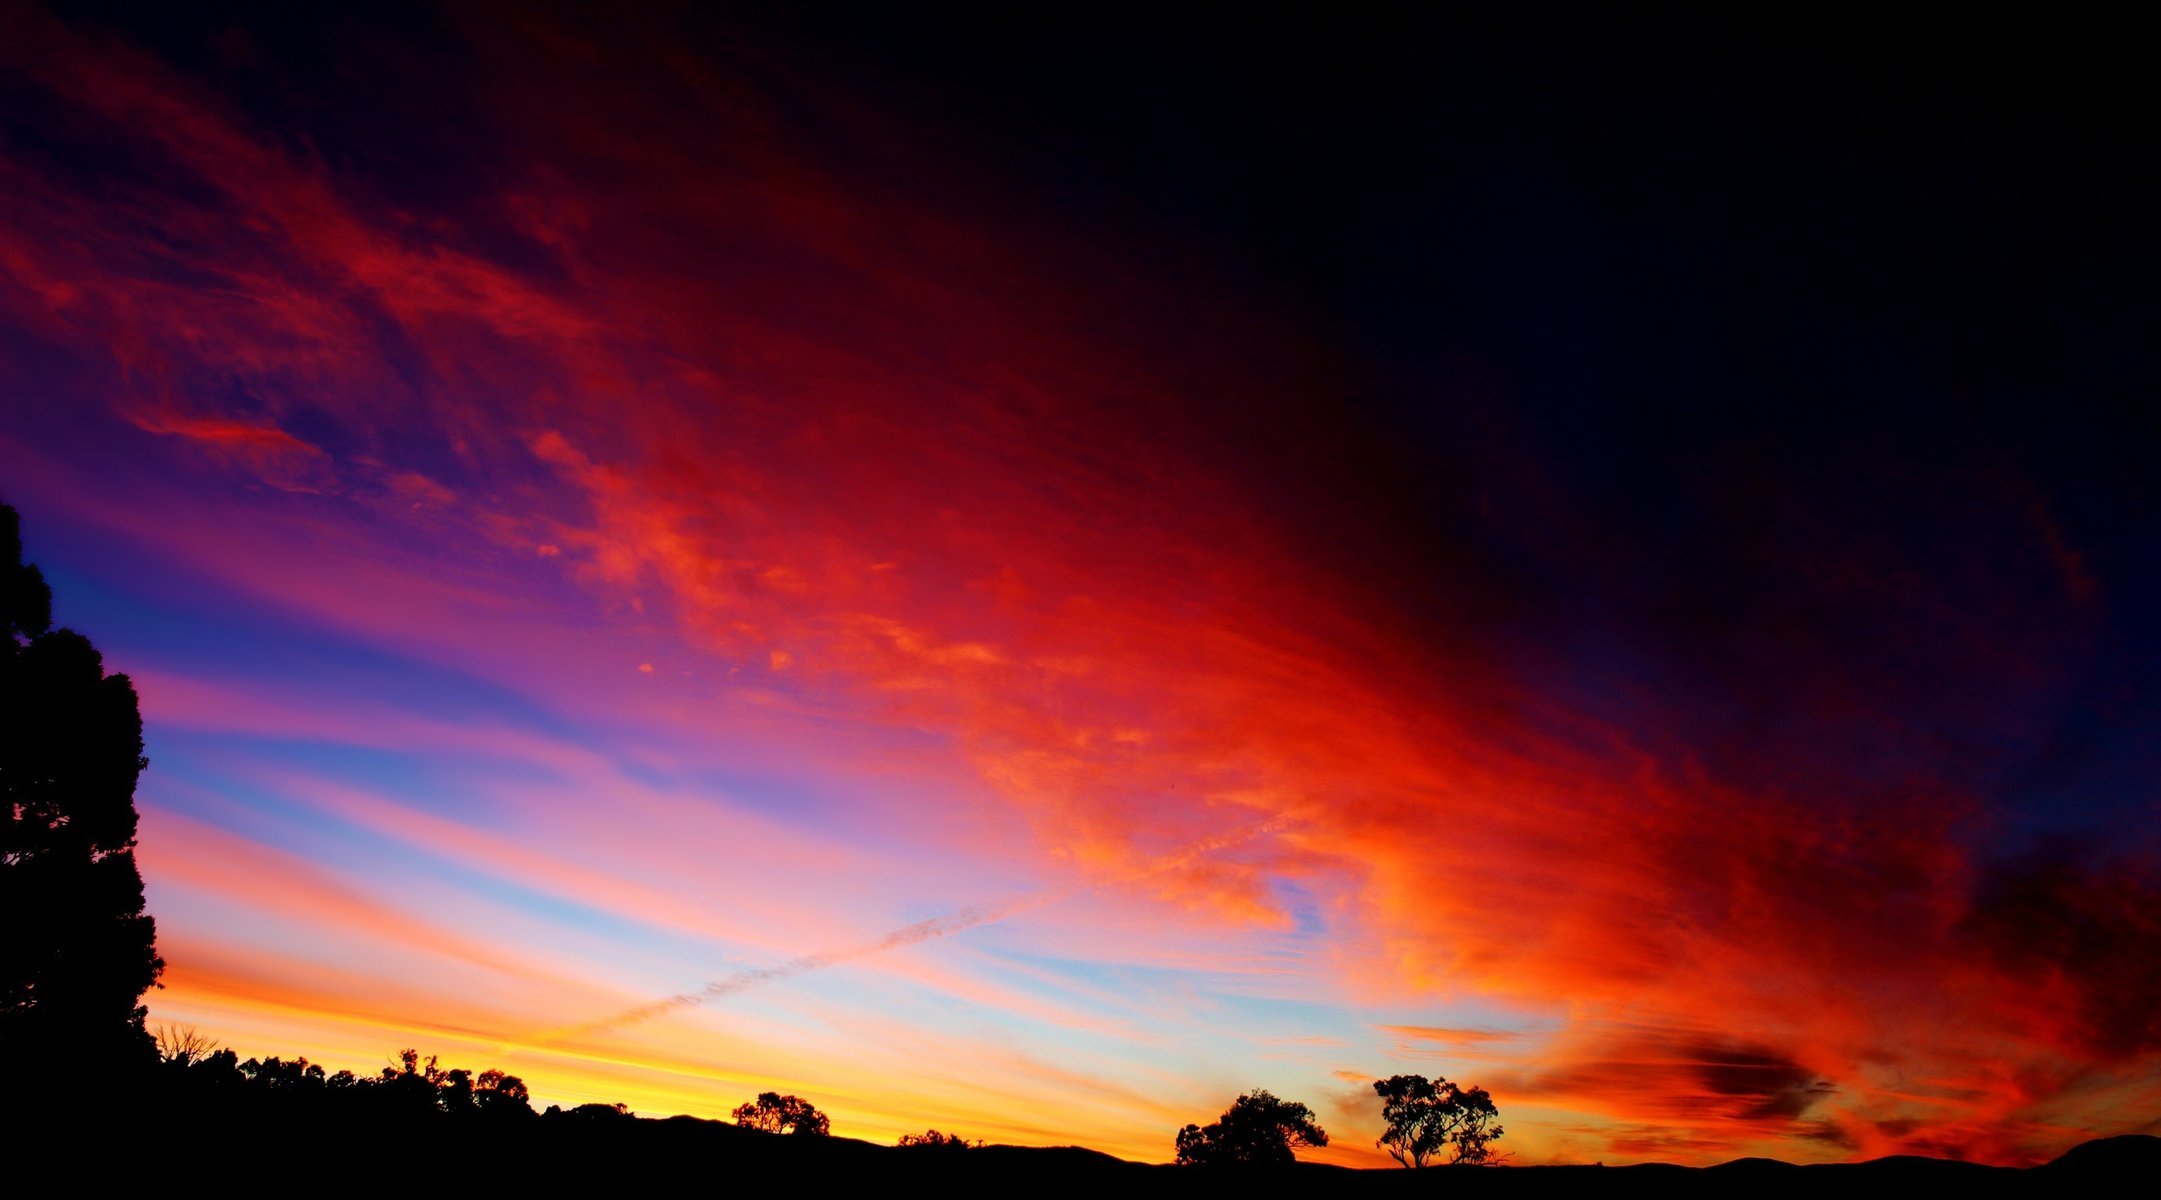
[552,1101,635,1121]
[898,1129,979,1149]
[1175,1089,1328,1165]
[732,1091,830,1136]
[0,502,163,1079]
[1374,1074,1504,1166]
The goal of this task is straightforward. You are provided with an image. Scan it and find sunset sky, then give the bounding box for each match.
[3,2,2157,1167]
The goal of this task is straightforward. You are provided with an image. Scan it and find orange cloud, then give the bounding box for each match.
[138,807,548,982]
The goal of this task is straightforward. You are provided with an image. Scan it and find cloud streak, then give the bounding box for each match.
[516,812,1298,1047]
[518,901,1035,1048]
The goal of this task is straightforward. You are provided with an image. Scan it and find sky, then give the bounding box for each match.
[3,0,2158,1167]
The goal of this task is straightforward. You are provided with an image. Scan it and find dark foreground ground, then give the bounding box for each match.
[11,1095,2156,1195]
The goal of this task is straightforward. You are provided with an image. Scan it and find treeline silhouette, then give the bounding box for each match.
[143,1028,1505,1170]
[32,1029,2161,1196]
[150,1037,545,1122]
[150,1029,970,1145]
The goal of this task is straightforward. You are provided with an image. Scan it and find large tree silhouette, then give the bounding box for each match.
[1374,1073,1505,1167]
[1174,1089,1329,1166]
[732,1091,830,1136]
[0,503,163,1077]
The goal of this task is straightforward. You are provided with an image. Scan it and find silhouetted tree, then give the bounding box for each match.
[1374,1074,1504,1166]
[239,1054,338,1095]
[353,1047,535,1116]
[439,1067,477,1111]
[0,503,163,1078]
[1174,1089,1328,1166]
[380,1047,445,1109]
[1443,1083,1503,1164]
[898,1129,979,1149]
[177,1046,244,1092]
[473,1068,535,1118]
[153,1022,219,1067]
[732,1091,830,1136]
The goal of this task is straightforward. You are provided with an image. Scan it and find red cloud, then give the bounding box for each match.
[128,410,332,491]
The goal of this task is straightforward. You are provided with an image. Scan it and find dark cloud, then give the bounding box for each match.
[1506,1029,1835,1129]
[1796,1120,1859,1151]
[1960,842,2161,1060]
[1691,1043,1835,1122]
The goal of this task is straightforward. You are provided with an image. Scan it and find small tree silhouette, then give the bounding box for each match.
[732,1091,830,1136]
[153,1023,220,1067]
[1175,1089,1329,1165]
[1374,1074,1504,1166]
[1,503,163,1077]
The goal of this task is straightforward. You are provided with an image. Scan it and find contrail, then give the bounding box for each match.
[509,899,1044,1049]
[504,809,1296,1053]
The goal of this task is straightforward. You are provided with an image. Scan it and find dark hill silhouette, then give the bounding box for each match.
[7,1070,2148,1198]
[1828,1154,2003,1171]
[0,1029,2150,1196]
[2043,1133,2161,1172]
[968,1141,1132,1167]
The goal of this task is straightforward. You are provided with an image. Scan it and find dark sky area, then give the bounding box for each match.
[701,2,2161,837]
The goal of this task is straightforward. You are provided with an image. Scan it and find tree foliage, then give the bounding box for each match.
[1174,1089,1329,1166]
[732,1091,830,1136]
[1,502,163,1074]
[1374,1074,1504,1167]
